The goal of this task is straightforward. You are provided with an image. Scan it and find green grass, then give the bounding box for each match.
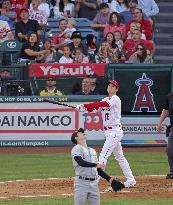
[0,198,173,205]
[0,152,168,181]
[0,151,171,205]
[0,153,74,180]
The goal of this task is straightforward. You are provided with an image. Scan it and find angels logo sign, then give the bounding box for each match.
[132,73,157,112]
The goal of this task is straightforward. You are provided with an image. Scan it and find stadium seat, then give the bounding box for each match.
[76,18,91,28]
[1,40,22,65]
[47,18,91,29]
[47,19,58,29]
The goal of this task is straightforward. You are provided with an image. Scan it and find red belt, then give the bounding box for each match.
[104,126,112,130]
[104,125,121,130]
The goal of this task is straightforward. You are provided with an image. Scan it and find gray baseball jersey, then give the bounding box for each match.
[71,144,98,178]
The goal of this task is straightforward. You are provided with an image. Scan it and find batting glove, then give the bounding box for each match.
[76,104,86,112]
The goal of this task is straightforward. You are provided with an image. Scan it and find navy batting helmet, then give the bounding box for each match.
[71,128,85,144]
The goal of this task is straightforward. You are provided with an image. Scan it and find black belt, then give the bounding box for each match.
[78,176,97,181]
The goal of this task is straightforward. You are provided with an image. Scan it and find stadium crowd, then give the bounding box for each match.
[0,0,159,64]
[0,0,159,96]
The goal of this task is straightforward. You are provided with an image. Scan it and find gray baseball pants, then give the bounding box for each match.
[74,178,100,205]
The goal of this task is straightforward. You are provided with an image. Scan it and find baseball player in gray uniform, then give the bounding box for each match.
[76,80,136,188]
[71,128,124,205]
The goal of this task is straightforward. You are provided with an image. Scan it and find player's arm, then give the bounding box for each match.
[157,109,169,132]
[97,168,112,182]
[74,156,97,167]
[74,156,112,182]
[76,101,110,112]
[157,97,170,132]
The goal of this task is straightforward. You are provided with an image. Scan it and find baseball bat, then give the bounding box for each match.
[43,98,76,108]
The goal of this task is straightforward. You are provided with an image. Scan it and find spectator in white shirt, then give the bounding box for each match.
[29,0,47,27]
[51,0,75,18]
[0,19,14,43]
[110,0,129,13]
[38,0,50,18]
[59,45,73,63]
[137,0,159,18]
[62,0,75,18]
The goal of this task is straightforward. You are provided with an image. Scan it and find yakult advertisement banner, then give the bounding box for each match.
[0,102,168,147]
[29,63,107,77]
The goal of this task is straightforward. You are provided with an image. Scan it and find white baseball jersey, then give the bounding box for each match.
[71,144,98,178]
[101,95,121,127]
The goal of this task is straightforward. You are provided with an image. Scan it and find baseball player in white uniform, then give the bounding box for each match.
[76,80,136,188]
[71,128,124,205]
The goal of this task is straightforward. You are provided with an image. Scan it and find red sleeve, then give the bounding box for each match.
[143,20,152,40]
[145,40,154,50]
[126,21,131,33]
[51,35,60,45]
[83,101,110,112]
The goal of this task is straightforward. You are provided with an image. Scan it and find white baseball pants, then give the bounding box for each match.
[99,128,134,181]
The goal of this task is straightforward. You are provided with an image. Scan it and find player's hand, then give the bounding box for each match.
[76,104,86,112]
[157,123,162,133]
[109,177,114,184]
[96,163,106,170]
[92,108,98,113]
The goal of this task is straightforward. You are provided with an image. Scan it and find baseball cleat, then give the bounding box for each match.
[124,179,136,188]
[166,173,173,179]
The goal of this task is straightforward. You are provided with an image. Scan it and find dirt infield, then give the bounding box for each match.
[0,176,173,200]
[0,146,170,200]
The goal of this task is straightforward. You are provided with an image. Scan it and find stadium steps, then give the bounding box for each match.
[154,0,173,63]
[156,23,173,33]
[156,13,173,23]
[154,55,173,64]
[155,45,173,56]
[154,33,173,45]
[157,2,173,13]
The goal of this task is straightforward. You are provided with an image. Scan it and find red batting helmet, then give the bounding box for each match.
[107,80,120,90]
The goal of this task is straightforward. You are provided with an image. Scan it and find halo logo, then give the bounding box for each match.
[132,73,157,112]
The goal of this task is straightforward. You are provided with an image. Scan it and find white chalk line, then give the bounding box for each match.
[0,175,166,184]
[0,177,73,184]
[0,194,70,200]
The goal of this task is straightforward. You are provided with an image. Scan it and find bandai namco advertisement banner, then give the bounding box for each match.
[0,102,169,147]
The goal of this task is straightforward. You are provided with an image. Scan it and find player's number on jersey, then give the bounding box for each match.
[105,113,109,121]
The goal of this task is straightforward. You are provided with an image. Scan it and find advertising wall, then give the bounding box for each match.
[0,102,169,147]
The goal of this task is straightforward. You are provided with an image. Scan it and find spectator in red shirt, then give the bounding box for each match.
[51,18,68,53]
[104,12,126,39]
[127,8,152,40]
[123,29,155,60]
[11,0,28,19]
